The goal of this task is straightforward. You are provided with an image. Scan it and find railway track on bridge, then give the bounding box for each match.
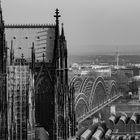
[77,93,123,123]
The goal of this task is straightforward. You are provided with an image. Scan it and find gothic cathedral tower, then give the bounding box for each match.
[0,1,8,139]
[54,9,70,140]
[0,1,6,73]
[35,9,73,140]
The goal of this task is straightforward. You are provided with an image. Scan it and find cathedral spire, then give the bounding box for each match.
[0,0,3,20]
[0,0,2,11]
[31,42,35,74]
[54,8,61,37]
[53,9,61,64]
[0,0,5,73]
[10,40,13,65]
[61,23,65,40]
[0,0,4,30]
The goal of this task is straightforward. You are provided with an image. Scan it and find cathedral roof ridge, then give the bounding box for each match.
[5,23,56,28]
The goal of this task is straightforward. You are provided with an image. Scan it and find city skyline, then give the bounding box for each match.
[2,0,140,55]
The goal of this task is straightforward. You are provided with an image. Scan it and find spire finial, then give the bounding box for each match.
[54,8,61,43]
[54,8,61,25]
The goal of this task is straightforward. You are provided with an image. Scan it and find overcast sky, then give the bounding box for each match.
[2,0,140,55]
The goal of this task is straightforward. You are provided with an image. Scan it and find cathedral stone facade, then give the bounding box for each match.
[0,2,75,139]
[34,9,76,140]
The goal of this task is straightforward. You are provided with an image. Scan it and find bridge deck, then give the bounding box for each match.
[77,93,122,123]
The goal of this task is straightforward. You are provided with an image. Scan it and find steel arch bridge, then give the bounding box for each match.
[70,75,122,123]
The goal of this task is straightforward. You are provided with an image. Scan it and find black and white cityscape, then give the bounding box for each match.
[1,0,140,140]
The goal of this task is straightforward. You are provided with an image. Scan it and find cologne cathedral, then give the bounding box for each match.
[34,9,76,140]
[0,0,76,139]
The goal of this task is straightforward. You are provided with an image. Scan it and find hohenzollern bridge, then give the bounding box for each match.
[70,75,122,124]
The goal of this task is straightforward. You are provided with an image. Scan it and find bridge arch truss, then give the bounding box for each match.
[73,76,118,120]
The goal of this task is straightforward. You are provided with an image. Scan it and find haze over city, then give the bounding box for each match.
[2,0,140,55]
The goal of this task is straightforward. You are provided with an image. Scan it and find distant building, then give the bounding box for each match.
[71,63,80,70]
[80,70,89,75]
[95,68,111,78]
